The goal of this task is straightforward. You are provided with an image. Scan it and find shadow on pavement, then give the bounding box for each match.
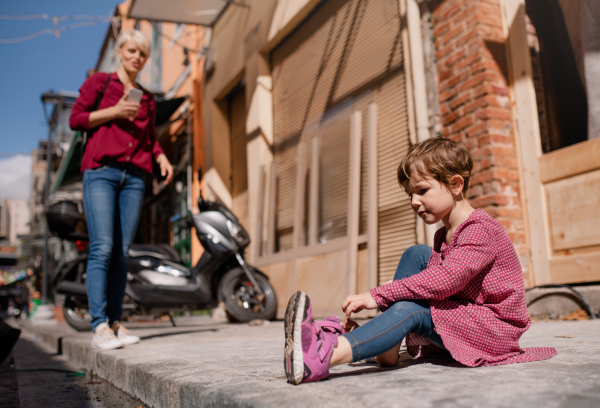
[329,352,465,380]
[139,327,219,340]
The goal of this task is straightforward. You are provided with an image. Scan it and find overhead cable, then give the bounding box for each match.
[0,17,110,44]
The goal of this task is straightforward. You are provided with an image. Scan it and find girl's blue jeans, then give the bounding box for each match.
[83,166,145,331]
[342,245,446,362]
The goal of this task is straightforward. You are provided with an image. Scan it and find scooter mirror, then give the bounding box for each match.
[197,166,203,183]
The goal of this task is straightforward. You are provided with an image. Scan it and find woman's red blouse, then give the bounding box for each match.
[370,209,557,367]
[70,72,164,174]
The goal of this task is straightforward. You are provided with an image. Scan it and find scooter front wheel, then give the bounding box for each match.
[218,267,277,322]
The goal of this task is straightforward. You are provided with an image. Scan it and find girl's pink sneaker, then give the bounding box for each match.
[284,291,339,385]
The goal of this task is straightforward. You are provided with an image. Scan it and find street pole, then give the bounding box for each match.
[41,113,53,305]
[41,99,60,305]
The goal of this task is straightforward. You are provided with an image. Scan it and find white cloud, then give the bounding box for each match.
[0,155,32,201]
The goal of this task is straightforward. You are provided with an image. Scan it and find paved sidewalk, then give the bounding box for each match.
[14,316,600,408]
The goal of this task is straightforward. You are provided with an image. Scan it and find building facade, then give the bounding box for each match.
[0,199,30,247]
[111,0,600,317]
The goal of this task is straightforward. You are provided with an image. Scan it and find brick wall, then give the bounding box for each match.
[431,0,530,284]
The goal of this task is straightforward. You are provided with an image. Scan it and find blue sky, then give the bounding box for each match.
[0,0,119,157]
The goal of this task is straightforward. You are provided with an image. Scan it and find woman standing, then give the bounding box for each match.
[70,29,173,350]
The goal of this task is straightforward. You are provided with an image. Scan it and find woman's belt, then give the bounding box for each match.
[104,160,145,178]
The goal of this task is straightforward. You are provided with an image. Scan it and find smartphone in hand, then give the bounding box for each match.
[127,88,143,104]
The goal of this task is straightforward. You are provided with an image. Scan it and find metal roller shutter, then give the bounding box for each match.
[375,72,414,284]
[271,0,415,277]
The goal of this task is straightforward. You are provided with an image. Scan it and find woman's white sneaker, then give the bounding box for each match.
[92,322,124,350]
[111,321,140,345]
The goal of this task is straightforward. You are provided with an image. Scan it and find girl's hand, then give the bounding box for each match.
[341,292,378,319]
[156,154,174,185]
[343,318,360,332]
[112,94,140,121]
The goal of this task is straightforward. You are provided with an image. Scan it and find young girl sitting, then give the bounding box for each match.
[284,137,557,385]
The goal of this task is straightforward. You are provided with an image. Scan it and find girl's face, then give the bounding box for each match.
[117,40,147,74]
[403,172,458,225]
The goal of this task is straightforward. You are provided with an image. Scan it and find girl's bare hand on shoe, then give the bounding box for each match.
[341,292,377,319]
[343,318,360,332]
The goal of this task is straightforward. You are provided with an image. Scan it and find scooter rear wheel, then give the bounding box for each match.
[63,299,93,331]
[218,267,277,323]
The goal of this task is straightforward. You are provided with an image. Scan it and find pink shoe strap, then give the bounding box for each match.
[316,316,345,336]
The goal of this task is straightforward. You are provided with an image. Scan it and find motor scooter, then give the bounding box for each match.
[52,167,277,331]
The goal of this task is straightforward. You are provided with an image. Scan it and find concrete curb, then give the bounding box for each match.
[19,318,600,408]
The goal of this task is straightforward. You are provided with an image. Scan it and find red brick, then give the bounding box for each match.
[480,157,493,169]
[451,116,474,133]
[443,111,460,125]
[441,25,465,45]
[470,59,500,75]
[476,134,491,145]
[490,144,514,157]
[436,43,455,60]
[452,4,478,26]
[439,89,457,102]
[463,95,499,114]
[440,103,451,116]
[459,72,487,91]
[463,138,476,151]
[448,70,470,88]
[456,50,483,70]
[434,20,453,38]
[476,108,511,120]
[442,49,467,68]
[492,85,509,96]
[473,84,494,97]
[437,1,464,22]
[455,28,480,50]
[465,11,503,29]
[466,122,487,138]
[489,134,513,144]
[508,170,519,181]
[439,68,453,82]
[466,185,483,199]
[488,119,506,130]
[471,146,492,160]
[450,92,472,110]
[448,133,463,143]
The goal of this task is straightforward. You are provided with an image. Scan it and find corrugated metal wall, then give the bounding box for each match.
[270,0,414,283]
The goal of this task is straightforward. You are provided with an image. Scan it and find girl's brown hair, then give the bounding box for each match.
[397,137,473,193]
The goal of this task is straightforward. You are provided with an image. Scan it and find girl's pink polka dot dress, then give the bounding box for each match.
[370,209,557,367]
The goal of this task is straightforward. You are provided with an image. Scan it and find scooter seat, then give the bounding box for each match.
[129,244,183,264]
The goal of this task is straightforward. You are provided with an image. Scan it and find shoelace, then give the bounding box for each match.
[98,327,116,340]
[113,322,130,336]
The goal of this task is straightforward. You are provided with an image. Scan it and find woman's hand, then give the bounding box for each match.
[341,291,378,319]
[156,154,174,185]
[112,94,140,121]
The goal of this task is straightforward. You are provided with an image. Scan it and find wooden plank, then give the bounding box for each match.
[308,137,320,246]
[266,162,277,256]
[539,136,600,183]
[549,252,600,284]
[546,169,600,251]
[503,0,551,285]
[348,111,362,295]
[292,142,306,251]
[399,0,417,146]
[368,103,379,291]
[295,250,349,317]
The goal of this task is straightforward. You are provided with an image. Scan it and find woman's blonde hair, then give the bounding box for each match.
[397,137,473,193]
[116,29,151,57]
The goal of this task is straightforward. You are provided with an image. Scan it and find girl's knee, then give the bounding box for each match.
[403,245,431,260]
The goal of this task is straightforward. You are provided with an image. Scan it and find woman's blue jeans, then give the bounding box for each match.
[83,166,145,331]
[342,245,445,362]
